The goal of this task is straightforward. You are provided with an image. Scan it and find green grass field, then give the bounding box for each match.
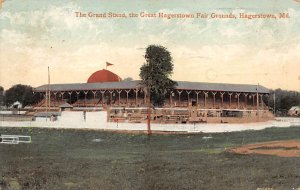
[1,126,300,190]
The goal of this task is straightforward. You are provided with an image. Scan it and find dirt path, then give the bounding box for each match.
[228,140,300,157]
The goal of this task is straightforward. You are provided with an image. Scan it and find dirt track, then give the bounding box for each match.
[229,140,300,157]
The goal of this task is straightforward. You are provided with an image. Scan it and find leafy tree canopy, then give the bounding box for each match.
[4,84,35,107]
[139,45,177,106]
[265,88,300,116]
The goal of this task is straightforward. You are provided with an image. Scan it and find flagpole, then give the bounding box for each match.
[147,87,151,135]
[273,92,276,116]
[256,83,259,121]
[48,66,50,112]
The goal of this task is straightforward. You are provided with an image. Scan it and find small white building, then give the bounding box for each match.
[288,106,300,117]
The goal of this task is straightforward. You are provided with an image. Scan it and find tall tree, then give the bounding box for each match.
[4,84,35,107]
[139,45,177,106]
[0,86,4,106]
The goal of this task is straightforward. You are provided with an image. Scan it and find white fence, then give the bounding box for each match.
[0,135,31,144]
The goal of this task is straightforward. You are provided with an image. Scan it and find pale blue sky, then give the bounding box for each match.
[0,0,300,90]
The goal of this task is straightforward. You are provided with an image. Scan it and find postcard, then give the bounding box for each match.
[0,0,300,189]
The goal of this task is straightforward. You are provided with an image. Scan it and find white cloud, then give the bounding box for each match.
[0,29,32,46]
[221,28,243,38]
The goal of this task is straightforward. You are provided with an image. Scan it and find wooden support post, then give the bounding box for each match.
[92,91,97,106]
[177,90,183,106]
[61,91,65,102]
[100,90,105,107]
[54,92,57,107]
[49,92,51,109]
[220,92,225,108]
[228,92,233,108]
[46,92,49,109]
[252,94,255,107]
[256,92,259,117]
[125,90,130,106]
[196,91,200,107]
[68,91,72,104]
[244,93,248,108]
[236,93,241,109]
[204,92,208,108]
[134,89,139,106]
[45,91,48,111]
[76,91,80,107]
[84,91,88,107]
[109,90,113,106]
[212,92,217,108]
[117,90,122,106]
[186,90,191,106]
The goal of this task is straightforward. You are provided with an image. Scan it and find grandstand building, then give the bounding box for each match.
[33,69,273,123]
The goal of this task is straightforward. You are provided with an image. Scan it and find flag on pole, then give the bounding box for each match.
[106,62,113,69]
[106,62,113,66]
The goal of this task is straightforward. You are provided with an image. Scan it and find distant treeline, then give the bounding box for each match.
[1,84,300,116]
[0,84,40,108]
[265,89,300,116]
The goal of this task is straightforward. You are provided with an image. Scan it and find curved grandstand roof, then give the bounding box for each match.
[87,69,122,83]
[34,80,269,93]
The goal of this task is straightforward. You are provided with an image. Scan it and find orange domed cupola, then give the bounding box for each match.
[87,69,122,83]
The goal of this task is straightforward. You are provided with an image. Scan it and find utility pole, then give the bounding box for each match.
[47,66,51,112]
[273,92,276,116]
[46,71,48,112]
[147,87,152,135]
[46,91,48,112]
[256,83,259,120]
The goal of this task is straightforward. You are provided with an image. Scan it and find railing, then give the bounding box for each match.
[0,135,31,144]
